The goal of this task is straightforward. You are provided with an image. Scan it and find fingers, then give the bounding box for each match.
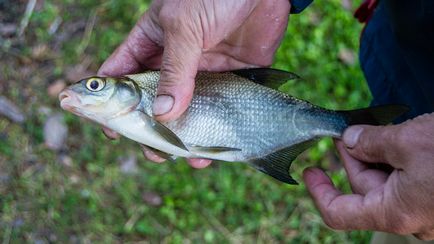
[342,125,401,168]
[335,140,388,195]
[303,167,383,230]
[414,229,434,241]
[152,16,203,122]
[102,127,120,140]
[140,145,166,163]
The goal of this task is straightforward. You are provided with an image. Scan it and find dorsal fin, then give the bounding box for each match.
[232,68,301,89]
[249,140,317,184]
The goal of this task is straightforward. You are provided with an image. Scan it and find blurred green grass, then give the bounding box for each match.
[0,0,373,242]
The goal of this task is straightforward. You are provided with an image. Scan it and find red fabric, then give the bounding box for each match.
[354,0,379,23]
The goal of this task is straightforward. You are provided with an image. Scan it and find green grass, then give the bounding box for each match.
[0,0,372,242]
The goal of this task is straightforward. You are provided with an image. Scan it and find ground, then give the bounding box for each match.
[0,0,373,243]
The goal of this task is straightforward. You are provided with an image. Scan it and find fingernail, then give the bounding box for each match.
[153,95,174,115]
[304,167,323,176]
[102,127,119,140]
[303,167,315,176]
[144,150,166,163]
[141,145,166,163]
[343,126,364,148]
[188,158,212,169]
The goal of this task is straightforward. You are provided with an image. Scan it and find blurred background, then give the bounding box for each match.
[0,0,372,242]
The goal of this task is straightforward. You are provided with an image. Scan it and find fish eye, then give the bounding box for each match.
[85,78,105,92]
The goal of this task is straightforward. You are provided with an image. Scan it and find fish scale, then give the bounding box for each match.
[159,72,310,160]
[60,68,408,184]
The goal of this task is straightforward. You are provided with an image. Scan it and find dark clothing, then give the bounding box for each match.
[360,0,434,121]
[290,0,313,14]
[295,0,434,121]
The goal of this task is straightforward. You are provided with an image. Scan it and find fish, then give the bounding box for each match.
[59,68,408,184]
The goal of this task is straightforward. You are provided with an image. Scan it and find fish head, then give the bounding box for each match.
[59,76,141,123]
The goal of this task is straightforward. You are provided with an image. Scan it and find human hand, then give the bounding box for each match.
[303,113,434,240]
[98,0,291,168]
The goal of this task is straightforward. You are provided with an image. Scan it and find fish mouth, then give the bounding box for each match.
[59,89,80,111]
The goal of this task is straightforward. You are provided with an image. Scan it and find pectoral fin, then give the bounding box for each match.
[139,112,188,151]
[249,140,317,184]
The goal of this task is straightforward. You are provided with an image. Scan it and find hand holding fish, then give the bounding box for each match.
[97,0,291,167]
[59,0,434,239]
[304,113,434,240]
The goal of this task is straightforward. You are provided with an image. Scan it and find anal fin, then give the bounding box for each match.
[187,145,242,159]
[249,140,317,184]
[189,145,241,153]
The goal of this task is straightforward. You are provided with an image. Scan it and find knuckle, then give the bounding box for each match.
[387,122,430,161]
[158,5,203,45]
[380,126,399,148]
[251,58,274,67]
[321,211,345,230]
[355,127,385,160]
[159,65,181,86]
[159,5,194,31]
[384,211,414,235]
[406,116,433,146]
[359,136,376,159]
[159,8,180,28]
[324,218,345,230]
[393,125,413,148]
[158,65,195,95]
[371,125,406,161]
[389,223,410,235]
[414,231,434,241]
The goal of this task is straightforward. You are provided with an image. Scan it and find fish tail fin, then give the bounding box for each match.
[248,140,317,184]
[338,104,409,126]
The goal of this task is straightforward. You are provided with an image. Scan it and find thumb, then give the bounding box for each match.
[153,30,202,122]
[342,125,398,166]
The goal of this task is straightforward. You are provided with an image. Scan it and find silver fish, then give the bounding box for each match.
[59,68,407,184]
